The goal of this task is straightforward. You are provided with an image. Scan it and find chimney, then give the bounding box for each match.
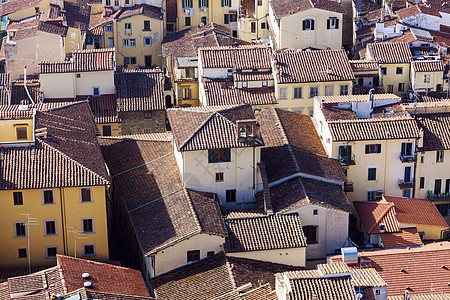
[236,120,259,143]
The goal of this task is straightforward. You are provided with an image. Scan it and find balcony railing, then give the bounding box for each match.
[344,180,354,192]
[400,154,416,163]
[427,191,450,201]
[398,179,414,189]
[339,153,356,166]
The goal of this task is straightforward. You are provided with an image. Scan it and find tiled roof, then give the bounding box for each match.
[353,201,400,234]
[152,254,237,300]
[224,209,267,219]
[224,213,307,253]
[85,290,155,300]
[322,103,408,121]
[0,102,109,190]
[233,71,273,82]
[162,23,250,59]
[37,21,68,36]
[0,0,42,17]
[366,42,412,63]
[167,104,263,151]
[412,60,445,72]
[88,4,104,35]
[239,283,277,300]
[318,94,400,104]
[203,78,277,106]
[396,4,422,19]
[99,136,227,255]
[57,255,150,297]
[199,45,272,69]
[115,69,165,112]
[353,0,380,14]
[388,294,450,300]
[383,195,449,228]
[328,117,421,141]
[380,227,424,248]
[0,73,10,105]
[415,113,450,151]
[40,48,115,73]
[396,3,442,19]
[349,60,379,70]
[350,268,387,287]
[331,242,450,296]
[107,4,163,22]
[64,1,91,31]
[10,81,42,105]
[317,263,351,275]
[88,94,119,124]
[225,256,302,289]
[270,0,345,19]
[274,49,354,84]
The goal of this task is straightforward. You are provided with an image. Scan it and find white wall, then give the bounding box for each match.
[402,14,440,31]
[227,247,306,266]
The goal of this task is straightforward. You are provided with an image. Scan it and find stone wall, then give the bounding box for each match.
[119,110,167,135]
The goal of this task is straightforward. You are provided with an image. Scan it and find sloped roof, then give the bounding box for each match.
[412,60,445,72]
[105,4,163,22]
[270,0,345,19]
[0,102,110,190]
[415,113,450,151]
[274,49,354,84]
[199,45,272,69]
[367,42,412,63]
[380,227,424,249]
[88,94,119,124]
[99,136,227,256]
[353,201,400,234]
[0,73,10,105]
[0,0,42,17]
[115,69,165,112]
[167,104,263,151]
[64,1,91,31]
[350,268,387,287]
[224,213,307,253]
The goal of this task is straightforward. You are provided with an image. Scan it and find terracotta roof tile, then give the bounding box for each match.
[383,195,449,228]
[239,283,277,300]
[203,78,277,106]
[396,4,422,19]
[270,0,345,19]
[274,49,354,84]
[224,213,307,252]
[85,290,155,299]
[64,1,91,31]
[367,42,412,63]
[109,4,163,21]
[286,275,357,299]
[152,254,237,300]
[416,113,450,151]
[115,69,165,112]
[412,60,444,72]
[319,94,400,104]
[88,94,119,124]
[380,227,424,248]
[317,263,351,275]
[167,104,263,151]
[199,45,272,69]
[37,21,68,36]
[388,294,450,300]
[0,0,42,17]
[350,60,379,70]
[350,268,387,287]
[353,201,400,234]
[224,209,267,219]
[0,74,10,105]
[10,81,42,105]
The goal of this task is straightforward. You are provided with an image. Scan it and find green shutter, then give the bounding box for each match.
[327,19,330,29]
[376,144,381,153]
[182,0,185,8]
[206,0,209,7]
[199,0,201,8]
[224,148,231,162]
[221,0,224,7]
[208,150,214,163]
[228,0,231,7]
[365,145,369,154]
[311,20,314,30]
[335,18,339,29]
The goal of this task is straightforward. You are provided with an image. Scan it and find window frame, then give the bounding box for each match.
[80,187,93,203]
[208,148,231,163]
[396,67,403,75]
[401,142,413,157]
[216,172,224,182]
[302,225,317,243]
[143,20,151,31]
[324,85,334,96]
[380,67,387,75]
[46,246,58,258]
[42,189,55,205]
[102,125,112,136]
[226,189,236,203]
[424,74,430,83]
[309,86,318,98]
[420,177,425,189]
[367,167,377,181]
[293,87,302,99]
[367,190,376,201]
[81,218,94,234]
[302,19,314,31]
[279,87,287,100]
[365,144,381,154]
[83,244,96,256]
[105,25,113,32]
[436,150,444,163]
[92,86,101,97]
[327,17,339,29]
[13,192,23,206]
[16,126,28,141]
[107,37,114,47]
[15,222,27,237]
[44,220,57,236]
[18,248,27,258]
[144,37,152,46]
[340,84,349,95]
[185,16,191,26]
[187,250,200,263]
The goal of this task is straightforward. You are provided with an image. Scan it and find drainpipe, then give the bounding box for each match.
[252,146,256,197]
[59,188,67,255]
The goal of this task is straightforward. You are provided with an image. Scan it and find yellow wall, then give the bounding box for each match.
[7,0,51,21]
[97,122,121,136]
[64,28,84,57]
[0,186,109,267]
[415,150,450,199]
[0,118,34,144]
[380,63,410,96]
[175,81,199,107]
[412,70,444,93]
[226,247,306,267]
[276,80,353,115]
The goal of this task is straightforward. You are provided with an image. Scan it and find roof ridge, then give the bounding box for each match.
[328,116,414,123]
[178,111,215,150]
[272,108,290,145]
[367,203,396,233]
[183,188,204,234]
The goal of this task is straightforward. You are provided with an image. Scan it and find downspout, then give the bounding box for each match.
[59,187,67,255]
[252,146,255,197]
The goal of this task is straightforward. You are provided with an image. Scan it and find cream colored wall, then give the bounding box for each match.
[412,70,444,92]
[179,147,262,208]
[276,80,353,115]
[0,186,109,267]
[75,70,116,96]
[399,224,446,240]
[40,73,76,99]
[97,123,121,136]
[150,234,225,276]
[7,0,51,21]
[380,63,410,96]
[415,150,450,199]
[0,118,34,144]
[278,9,343,50]
[64,28,84,56]
[226,247,306,266]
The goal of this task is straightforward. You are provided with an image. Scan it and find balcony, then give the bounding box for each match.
[427,191,450,201]
[344,180,354,192]
[398,179,414,189]
[400,154,416,163]
[339,153,356,166]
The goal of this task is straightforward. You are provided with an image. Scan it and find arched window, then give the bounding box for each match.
[303,226,317,243]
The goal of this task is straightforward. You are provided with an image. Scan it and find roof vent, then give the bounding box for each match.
[82,273,90,279]
[18,104,29,111]
[83,281,92,288]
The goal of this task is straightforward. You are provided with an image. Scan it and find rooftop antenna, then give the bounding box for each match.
[66,227,88,258]
[20,214,39,274]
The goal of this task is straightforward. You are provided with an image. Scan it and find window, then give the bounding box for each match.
[309,86,318,98]
[367,191,376,201]
[226,189,236,203]
[279,87,287,99]
[86,37,93,45]
[327,17,339,29]
[262,81,268,87]
[46,246,57,258]
[222,0,231,7]
[83,244,96,256]
[114,0,119,5]
[387,85,393,93]
[420,177,425,189]
[424,74,430,83]
[242,82,248,88]
[107,37,114,47]
[230,14,237,22]
[13,192,23,205]
[380,67,387,75]
[207,251,215,258]
[435,179,442,195]
[199,0,209,7]
[338,145,352,164]
[404,166,412,183]
[224,14,230,24]
[125,23,132,31]
[208,148,231,163]
[232,30,237,38]
[16,127,27,140]
[82,218,94,233]
[398,83,404,92]
[182,87,192,100]
[313,209,318,215]
[76,73,81,78]
[309,108,314,116]
[396,67,403,74]
[18,248,26,258]
[43,190,54,204]
[185,16,191,26]
[45,220,56,235]
[182,0,193,7]
[340,85,349,95]
[401,142,413,157]
[251,22,256,33]
[437,203,450,217]
[187,250,200,263]
[302,226,317,243]
[365,144,381,154]
[102,125,112,136]
[106,0,111,5]
[261,22,266,29]
[402,189,411,197]
[201,16,207,25]
[145,55,152,67]
[258,0,262,5]
[123,39,136,46]
[302,19,314,30]
[124,57,137,65]
[144,111,152,119]
[144,20,150,30]
[437,150,444,163]
[421,156,424,163]
[376,290,381,295]
[368,168,377,181]
[216,172,224,182]
[446,179,450,194]
[81,188,92,202]
[324,85,334,96]
[143,37,152,46]
[294,87,302,99]
[93,86,100,96]
[15,222,26,237]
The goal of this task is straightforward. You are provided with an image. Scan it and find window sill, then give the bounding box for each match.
[80,201,93,203]
[82,231,95,234]
[143,29,152,32]
[44,234,58,236]
[42,203,56,205]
